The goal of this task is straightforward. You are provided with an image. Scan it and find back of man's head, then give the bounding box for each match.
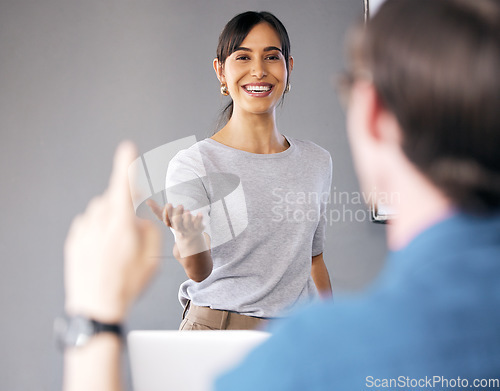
[349,0,500,213]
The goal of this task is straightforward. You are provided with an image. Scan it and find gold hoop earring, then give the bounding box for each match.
[284,83,291,93]
[220,84,229,96]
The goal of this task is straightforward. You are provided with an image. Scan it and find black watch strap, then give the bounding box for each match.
[54,314,123,350]
[92,319,123,336]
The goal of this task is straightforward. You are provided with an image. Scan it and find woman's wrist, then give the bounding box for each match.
[175,232,209,258]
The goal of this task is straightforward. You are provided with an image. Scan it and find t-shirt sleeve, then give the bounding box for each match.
[165,147,212,241]
[312,152,332,257]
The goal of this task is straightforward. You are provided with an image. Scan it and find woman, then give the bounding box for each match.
[155,11,333,330]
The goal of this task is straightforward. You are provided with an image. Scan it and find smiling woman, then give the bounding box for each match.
[155,11,334,331]
[214,11,293,129]
[213,21,291,136]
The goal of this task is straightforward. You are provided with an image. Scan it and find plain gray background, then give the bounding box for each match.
[0,0,387,389]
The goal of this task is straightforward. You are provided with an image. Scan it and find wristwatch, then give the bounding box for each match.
[54,314,122,350]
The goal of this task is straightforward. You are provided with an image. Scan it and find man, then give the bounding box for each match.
[216,1,500,389]
[60,0,500,390]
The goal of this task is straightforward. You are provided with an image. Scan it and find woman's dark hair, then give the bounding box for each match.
[349,0,500,213]
[215,11,291,128]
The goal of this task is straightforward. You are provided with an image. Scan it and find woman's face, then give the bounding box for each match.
[217,22,292,117]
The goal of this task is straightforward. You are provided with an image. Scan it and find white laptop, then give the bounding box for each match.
[128,330,270,391]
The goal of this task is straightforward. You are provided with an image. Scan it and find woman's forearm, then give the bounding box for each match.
[311,254,333,299]
[174,233,213,282]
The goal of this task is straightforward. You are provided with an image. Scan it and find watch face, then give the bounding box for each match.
[54,315,95,348]
[68,316,95,347]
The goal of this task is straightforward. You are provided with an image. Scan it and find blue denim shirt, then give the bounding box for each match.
[216,212,500,390]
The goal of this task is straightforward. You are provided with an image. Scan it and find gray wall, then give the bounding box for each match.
[0,0,387,390]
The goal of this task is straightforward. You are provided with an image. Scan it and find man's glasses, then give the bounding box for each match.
[335,69,373,109]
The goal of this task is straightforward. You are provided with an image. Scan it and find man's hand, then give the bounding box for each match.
[64,141,161,323]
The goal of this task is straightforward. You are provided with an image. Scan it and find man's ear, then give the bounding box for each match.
[354,82,401,147]
[374,93,402,148]
[213,58,225,83]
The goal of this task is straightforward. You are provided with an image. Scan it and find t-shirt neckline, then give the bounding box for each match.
[204,135,295,159]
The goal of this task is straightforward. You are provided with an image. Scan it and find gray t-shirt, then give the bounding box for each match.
[165,136,332,318]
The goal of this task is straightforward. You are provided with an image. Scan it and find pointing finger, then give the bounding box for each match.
[108,141,138,213]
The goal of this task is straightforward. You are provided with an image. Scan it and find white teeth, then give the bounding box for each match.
[245,85,271,92]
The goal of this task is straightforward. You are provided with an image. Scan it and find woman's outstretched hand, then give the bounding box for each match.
[147,200,204,240]
[146,199,211,275]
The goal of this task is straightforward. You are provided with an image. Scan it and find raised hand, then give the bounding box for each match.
[64,142,161,323]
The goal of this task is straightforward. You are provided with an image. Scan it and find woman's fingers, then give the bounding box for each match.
[146,199,163,221]
[182,210,191,229]
[170,205,185,231]
[167,205,203,235]
[144,199,177,231]
[193,213,204,231]
[163,204,173,227]
[181,212,203,233]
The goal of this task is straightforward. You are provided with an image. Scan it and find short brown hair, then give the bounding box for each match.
[349,0,500,213]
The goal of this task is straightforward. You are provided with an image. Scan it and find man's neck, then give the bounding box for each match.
[386,168,453,251]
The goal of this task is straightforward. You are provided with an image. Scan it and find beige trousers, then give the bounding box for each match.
[179,301,272,331]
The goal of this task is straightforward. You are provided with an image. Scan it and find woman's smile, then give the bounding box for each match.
[242,82,274,97]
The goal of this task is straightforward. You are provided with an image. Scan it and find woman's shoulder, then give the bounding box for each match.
[287,136,332,163]
[168,139,211,171]
[170,138,213,160]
